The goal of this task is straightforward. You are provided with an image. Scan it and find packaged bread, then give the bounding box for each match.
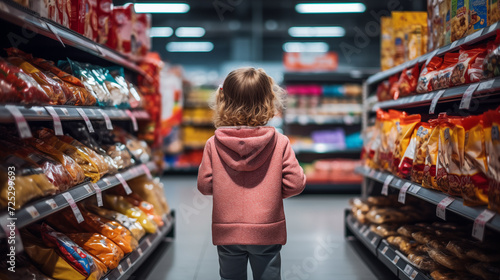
[85,204,146,241]
[467,262,500,280]
[461,115,489,206]
[428,238,448,251]
[397,225,425,238]
[366,208,413,224]
[366,195,398,207]
[386,235,405,246]
[58,135,109,178]
[428,248,468,270]
[483,109,500,212]
[349,197,370,212]
[411,123,432,184]
[408,253,441,271]
[451,0,469,42]
[370,224,399,238]
[66,233,124,270]
[399,237,420,255]
[431,269,482,280]
[423,119,441,189]
[446,240,472,259]
[392,114,421,175]
[412,230,434,244]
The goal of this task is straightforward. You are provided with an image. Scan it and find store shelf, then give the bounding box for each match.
[0,0,146,76]
[366,21,500,86]
[285,114,361,125]
[284,70,376,83]
[0,105,150,123]
[345,213,432,280]
[355,166,500,233]
[0,161,157,238]
[292,143,361,154]
[103,212,175,280]
[371,78,500,111]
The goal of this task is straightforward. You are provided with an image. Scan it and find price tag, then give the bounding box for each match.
[115,174,132,195]
[398,182,412,204]
[381,175,394,196]
[126,258,132,267]
[429,90,446,114]
[62,193,84,223]
[449,40,459,50]
[477,79,495,92]
[89,109,97,116]
[410,270,419,280]
[459,83,480,110]
[0,216,24,253]
[46,22,65,47]
[393,255,400,264]
[102,178,111,186]
[26,206,40,219]
[76,108,95,133]
[45,106,63,135]
[363,228,370,237]
[98,109,113,130]
[371,236,377,244]
[83,184,92,194]
[409,185,421,194]
[381,246,388,255]
[360,225,367,233]
[404,264,413,275]
[141,164,153,179]
[489,22,499,32]
[369,169,376,177]
[117,264,124,275]
[91,183,103,207]
[425,49,439,66]
[146,238,152,247]
[353,221,359,229]
[125,110,139,131]
[436,197,455,220]
[6,105,32,138]
[45,199,57,210]
[60,108,70,116]
[137,247,143,256]
[472,209,496,241]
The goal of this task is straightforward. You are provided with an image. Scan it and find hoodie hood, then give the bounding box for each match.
[214,126,277,172]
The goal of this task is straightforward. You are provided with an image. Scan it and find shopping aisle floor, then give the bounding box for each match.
[143,176,380,280]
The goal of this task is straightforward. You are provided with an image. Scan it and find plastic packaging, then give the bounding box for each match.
[432,52,460,90]
[103,194,158,233]
[66,232,124,270]
[484,109,500,213]
[411,123,431,184]
[398,64,419,97]
[417,56,443,93]
[113,126,151,163]
[86,204,146,241]
[422,119,440,189]
[397,124,419,179]
[392,114,421,175]
[450,47,487,86]
[58,134,109,178]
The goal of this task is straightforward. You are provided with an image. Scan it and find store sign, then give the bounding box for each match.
[283,52,338,71]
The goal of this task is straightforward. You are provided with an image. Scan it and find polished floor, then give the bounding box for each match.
[142,176,383,280]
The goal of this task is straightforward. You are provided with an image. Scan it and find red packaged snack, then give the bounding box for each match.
[107,4,134,55]
[97,0,113,45]
[450,46,487,86]
[135,13,151,56]
[417,56,443,93]
[392,114,421,176]
[432,52,460,90]
[398,123,420,179]
[377,75,399,101]
[70,0,98,41]
[484,110,500,212]
[66,232,124,270]
[389,76,401,100]
[398,64,420,97]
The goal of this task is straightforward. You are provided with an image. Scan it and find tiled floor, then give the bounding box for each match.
[142,176,380,280]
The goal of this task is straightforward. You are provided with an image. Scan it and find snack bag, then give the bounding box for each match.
[128,176,171,216]
[451,0,469,42]
[461,115,489,206]
[393,12,407,66]
[432,52,460,90]
[66,232,124,270]
[442,0,452,45]
[484,109,500,212]
[450,46,487,86]
[447,117,465,196]
[107,4,134,55]
[366,110,386,169]
[411,123,432,184]
[436,114,452,193]
[392,114,421,176]
[113,126,152,163]
[398,124,420,179]
[398,64,420,97]
[381,16,394,71]
[98,66,129,108]
[108,66,143,108]
[423,119,441,189]
[103,194,158,234]
[135,13,152,56]
[489,0,500,25]
[97,0,113,44]
[58,134,109,178]
[417,56,443,93]
[85,204,146,241]
[468,0,487,35]
[381,110,407,172]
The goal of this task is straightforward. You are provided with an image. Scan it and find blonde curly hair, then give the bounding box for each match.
[212,67,284,128]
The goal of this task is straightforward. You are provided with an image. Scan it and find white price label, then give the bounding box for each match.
[45,106,63,135]
[393,255,400,264]
[45,199,57,210]
[26,206,40,219]
[83,184,92,194]
[472,209,496,241]
[117,264,124,275]
[381,175,394,196]
[429,90,446,114]
[6,105,32,138]
[116,173,132,195]
[436,197,455,220]
[141,164,153,179]
[137,247,143,256]
[102,178,111,186]
[126,258,132,267]
[459,83,480,110]
[146,238,152,247]
[398,182,412,204]
[91,183,103,207]
[125,110,138,131]
[60,108,69,116]
[62,193,84,223]
[404,264,413,275]
[381,246,388,255]
[409,185,421,194]
[410,270,419,280]
[76,108,94,133]
[371,236,377,245]
[98,109,113,130]
[477,79,495,92]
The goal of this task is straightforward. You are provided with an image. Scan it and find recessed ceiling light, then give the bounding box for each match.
[282,42,329,53]
[166,42,214,52]
[295,3,366,13]
[134,3,190,13]
[150,27,174,37]
[288,26,345,37]
[175,27,206,38]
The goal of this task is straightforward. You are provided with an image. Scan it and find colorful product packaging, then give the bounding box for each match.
[451,0,469,42]
[417,56,443,93]
[484,109,500,212]
[489,0,500,25]
[381,16,394,71]
[411,123,432,184]
[469,0,488,35]
[107,3,134,55]
[97,0,113,45]
[423,119,441,189]
[398,124,420,179]
[392,114,421,176]
[447,117,465,196]
[135,13,152,57]
[442,0,452,45]
[450,46,487,86]
[398,64,420,97]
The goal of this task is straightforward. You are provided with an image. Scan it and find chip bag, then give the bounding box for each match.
[128,175,171,217]
[384,110,407,172]
[422,119,441,189]
[85,204,146,241]
[66,233,124,270]
[436,114,452,194]
[411,123,432,184]
[103,194,158,234]
[461,115,489,206]
[447,117,465,197]
[398,64,420,97]
[450,47,487,86]
[392,114,421,176]
[398,124,420,179]
[432,52,459,90]
[417,56,443,93]
[484,109,500,212]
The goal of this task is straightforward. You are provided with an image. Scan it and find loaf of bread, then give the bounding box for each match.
[466,262,500,280]
[408,253,440,272]
[428,249,467,270]
[397,225,424,238]
[412,231,434,244]
[370,224,399,238]
[430,269,482,280]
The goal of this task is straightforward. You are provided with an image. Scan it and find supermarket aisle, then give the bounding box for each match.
[144,176,378,280]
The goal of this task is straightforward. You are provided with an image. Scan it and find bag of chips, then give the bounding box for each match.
[66,233,124,270]
[128,175,170,217]
[377,75,399,101]
[432,52,459,90]
[398,64,420,97]
[103,194,158,234]
[411,123,432,184]
[85,204,146,241]
[398,124,420,179]
[417,56,443,93]
[392,114,421,176]
[447,117,465,197]
[450,46,487,86]
[384,110,407,172]
[484,110,500,212]
[423,119,440,190]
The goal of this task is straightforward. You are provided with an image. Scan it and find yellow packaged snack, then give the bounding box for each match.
[103,194,158,234]
[436,115,452,193]
[385,110,407,172]
[398,125,420,180]
[412,123,432,184]
[393,12,428,63]
[484,110,500,212]
[381,16,394,71]
[128,175,171,217]
[423,119,441,189]
[451,0,469,42]
[447,117,465,197]
[366,110,386,170]
[392,114,421,176]
[86,204,146,241]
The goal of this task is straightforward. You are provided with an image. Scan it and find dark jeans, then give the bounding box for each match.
[217,244,282,280]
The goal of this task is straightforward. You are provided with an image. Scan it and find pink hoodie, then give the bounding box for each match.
[197,126,306,245]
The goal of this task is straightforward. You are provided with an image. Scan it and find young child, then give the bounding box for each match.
[197,67,306,280]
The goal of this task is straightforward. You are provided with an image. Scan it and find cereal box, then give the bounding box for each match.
[469,0,487,34]
[451,0,469,42]
[380,17,394,71]
[489,0,500,26]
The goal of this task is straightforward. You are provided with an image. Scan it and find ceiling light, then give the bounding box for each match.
[134,3,190,13]
[288,26,345,37]
[166,42,214,52]
[282,42,329,53]
[150,27,174,37]
[175,27,206,38]
[295,3,366,13]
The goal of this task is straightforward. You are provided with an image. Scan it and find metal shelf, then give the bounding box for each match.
[292,143,361,154]
[355,166,500,233]
[103,212,175,280]
[366,21,500,86]
[284,70,376,84]
[0,0,146,76]
[0,105,149,123]
[285,114,361,125]
[0,161,157,238]
[345,214,432,280]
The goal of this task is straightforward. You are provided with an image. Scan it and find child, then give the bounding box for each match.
[197,67,306,280]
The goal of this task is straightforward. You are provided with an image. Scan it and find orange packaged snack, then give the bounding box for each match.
[384,110,407,172]
[432,52,460,90]
[484,110,500,213]
[398,124,420,179]
[366,110,385,169]
[417,56,443,93]
[128,175,171,217]
[66,233,124,270]
[398,64,420,97]
[392,114,421,176]
[411,123,431,184]
[423,119,440,190]
[447,117,465,197]
[461,115,489,206]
